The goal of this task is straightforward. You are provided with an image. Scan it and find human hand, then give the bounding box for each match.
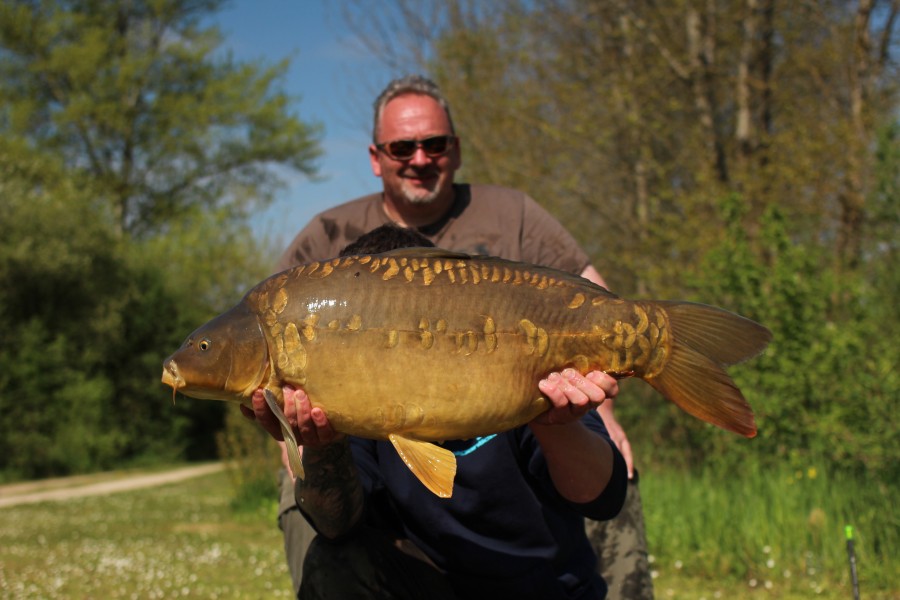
[241,386,342,449]
[240,394,282,439]
[534,369,618,426]
[240,399,294,473]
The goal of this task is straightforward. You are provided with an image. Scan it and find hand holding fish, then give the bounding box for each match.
[246,386,341,449]
[170,250,771,497]
[530,369,621,504]
[534,369,618,426]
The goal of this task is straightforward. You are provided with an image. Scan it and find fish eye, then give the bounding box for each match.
[199,339,211,351]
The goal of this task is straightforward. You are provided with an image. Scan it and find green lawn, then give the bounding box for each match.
[1,465,896,599]
[0,469,292,599]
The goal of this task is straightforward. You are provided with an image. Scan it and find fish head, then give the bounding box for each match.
[161,302,268,402]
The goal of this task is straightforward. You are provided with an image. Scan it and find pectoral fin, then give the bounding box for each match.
[388,434,457,498]
[263,389,305,480]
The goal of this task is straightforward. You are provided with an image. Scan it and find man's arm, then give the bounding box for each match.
[294,439,364,539]
[248,387,364,539]
[533,370,620,503]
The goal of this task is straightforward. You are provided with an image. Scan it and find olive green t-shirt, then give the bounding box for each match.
[276,183,590,275]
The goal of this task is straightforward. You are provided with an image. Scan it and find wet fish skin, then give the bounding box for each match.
[162,249,771,497]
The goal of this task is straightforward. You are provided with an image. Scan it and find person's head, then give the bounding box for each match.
[339,224,435,257]
[369,75,461,213]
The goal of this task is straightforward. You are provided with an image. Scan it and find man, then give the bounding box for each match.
[246,75,651,598]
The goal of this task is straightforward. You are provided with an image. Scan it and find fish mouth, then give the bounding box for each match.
[161,360,185,391]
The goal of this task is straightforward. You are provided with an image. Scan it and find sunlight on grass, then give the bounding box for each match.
[0,470,291,599]
[2,462,896,599]
[641,462,898,600]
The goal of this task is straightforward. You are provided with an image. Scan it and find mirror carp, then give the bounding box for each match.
[162,249,771,497]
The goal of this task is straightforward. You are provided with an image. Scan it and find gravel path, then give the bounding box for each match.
[0,463,225,508]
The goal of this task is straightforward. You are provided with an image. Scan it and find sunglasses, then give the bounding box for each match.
[375,135,457,161]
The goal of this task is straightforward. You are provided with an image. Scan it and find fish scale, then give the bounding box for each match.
[162,248,771,498]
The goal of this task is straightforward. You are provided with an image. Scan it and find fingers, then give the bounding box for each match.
[284,386,340,447]
[537,369,621,426]
[287,385,318,445]
[251,388,284,441]
[248,386,338,447]
[540,369,609,407]
[537,369,598,425]
[585,370,619,399]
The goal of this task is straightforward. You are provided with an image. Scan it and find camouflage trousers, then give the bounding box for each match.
[586,472,655,600]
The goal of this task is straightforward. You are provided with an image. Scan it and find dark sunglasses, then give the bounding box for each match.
[375,135,457,161]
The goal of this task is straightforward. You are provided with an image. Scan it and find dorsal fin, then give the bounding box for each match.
[366,247,473,260]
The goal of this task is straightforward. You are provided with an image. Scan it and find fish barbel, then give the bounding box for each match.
[161,248,771,497]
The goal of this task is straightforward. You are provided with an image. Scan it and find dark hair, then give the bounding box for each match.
[372,75,455,143]
[339,224,435,257]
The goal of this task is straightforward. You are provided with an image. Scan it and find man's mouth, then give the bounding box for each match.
[403,168,438,182]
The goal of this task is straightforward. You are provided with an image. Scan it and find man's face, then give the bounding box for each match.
[369,94,461,206]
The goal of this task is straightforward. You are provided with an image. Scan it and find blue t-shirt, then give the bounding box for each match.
[349,411,627,600]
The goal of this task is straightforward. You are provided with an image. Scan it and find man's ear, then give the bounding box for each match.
[369,145,383,177]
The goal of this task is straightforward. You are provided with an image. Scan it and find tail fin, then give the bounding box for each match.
[646,302,772,438]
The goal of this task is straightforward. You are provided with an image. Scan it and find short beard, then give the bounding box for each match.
[401,181,442,205]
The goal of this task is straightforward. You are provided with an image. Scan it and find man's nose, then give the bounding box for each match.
[408,146,432,166]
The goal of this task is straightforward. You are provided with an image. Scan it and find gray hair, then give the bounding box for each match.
[372,75,456,143]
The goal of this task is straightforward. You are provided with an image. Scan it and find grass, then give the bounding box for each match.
[1,460,896,599]
[641,462,899,599]
[0,469,292,599]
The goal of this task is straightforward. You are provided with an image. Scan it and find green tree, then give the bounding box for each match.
[0,0,321,237]
[0,141,272,478]
[0,0,321,478]
[686,194,898,481]
[340,0,899,478]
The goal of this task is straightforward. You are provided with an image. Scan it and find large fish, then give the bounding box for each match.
[161,249,771,497]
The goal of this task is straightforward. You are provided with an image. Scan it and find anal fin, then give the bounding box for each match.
[388,434,457,498]
[263,389,305,480]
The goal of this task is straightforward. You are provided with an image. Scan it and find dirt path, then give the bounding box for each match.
[0,463,225,508]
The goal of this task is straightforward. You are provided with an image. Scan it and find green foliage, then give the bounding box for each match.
[0,170,277,478]
[0,0,321,237]
[642,462,898,596]
[642,193,900,482]
[0,151,125,477]
[216,407,282,515]
[0,0,320,480]
[0,320,123,477]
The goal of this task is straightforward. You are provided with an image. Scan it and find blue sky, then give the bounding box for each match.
[212,1,397,247]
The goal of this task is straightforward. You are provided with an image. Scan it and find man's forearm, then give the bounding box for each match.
[529,421,614,504]
[295,438,365,538]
